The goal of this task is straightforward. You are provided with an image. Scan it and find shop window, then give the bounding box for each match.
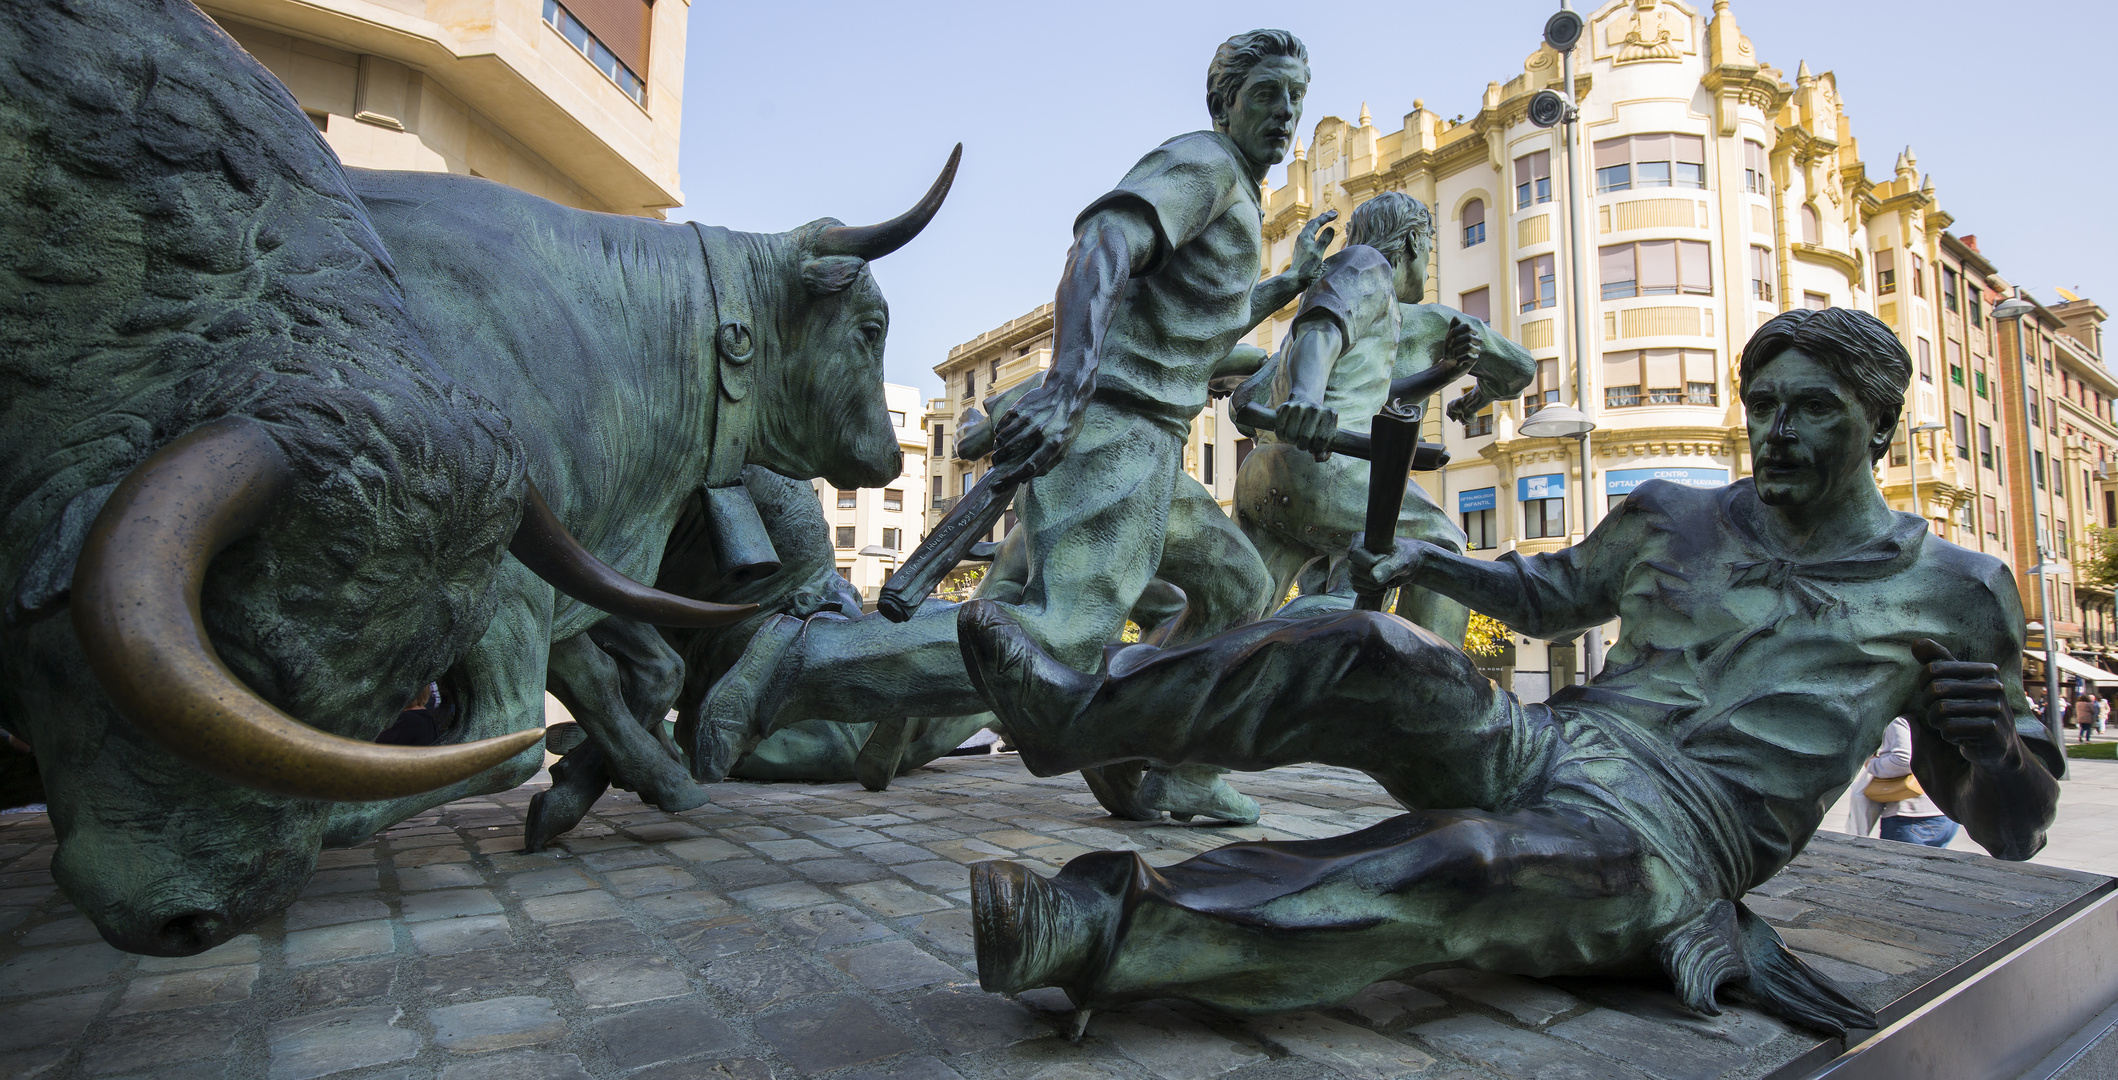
[1524,497,1566,539]
[1462,508,1497,549]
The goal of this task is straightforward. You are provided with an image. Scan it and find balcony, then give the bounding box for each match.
[931,495,961,513]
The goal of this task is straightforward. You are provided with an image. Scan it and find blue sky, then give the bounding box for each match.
[672,1,2109,399]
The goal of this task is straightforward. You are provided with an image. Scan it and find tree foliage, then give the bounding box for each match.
[1463,612,1510,657]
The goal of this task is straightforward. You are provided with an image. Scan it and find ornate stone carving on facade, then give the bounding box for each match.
[1603,0,1694,63]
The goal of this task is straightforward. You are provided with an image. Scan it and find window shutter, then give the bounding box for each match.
[1682,349,1716,383]
[1459,287,1491,323]
[1604,350,1643,386]
[1638,240,1678,292]
[1678,240,1711,293]
[1599,244,1635,287]
[1644,348,1682,388]
[561,0,652,77]
[1632,132,1672,165]
[1463,199,1485,228]
[1672,134,1705,165]
[1593,137,1630,169]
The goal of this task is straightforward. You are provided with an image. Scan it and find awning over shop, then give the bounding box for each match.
[2024,650,2118,686]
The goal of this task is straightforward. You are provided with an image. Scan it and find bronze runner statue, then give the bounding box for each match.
[957,308,2061,1034]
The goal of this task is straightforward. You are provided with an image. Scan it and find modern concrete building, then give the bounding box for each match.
[201,0,686,217]
[819,384,930,607]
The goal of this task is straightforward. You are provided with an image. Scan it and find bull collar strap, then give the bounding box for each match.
[690,223,756,491]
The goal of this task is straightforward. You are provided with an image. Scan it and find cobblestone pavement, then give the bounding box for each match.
[0,754,2105,1080]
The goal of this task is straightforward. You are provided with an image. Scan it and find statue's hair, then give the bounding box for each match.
[1207,30,1308,123]
[1347,192,1434,265]
[1738,308,1911,461]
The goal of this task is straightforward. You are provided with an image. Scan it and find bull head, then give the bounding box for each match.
[742,145,960,490]
[68,421,752,804]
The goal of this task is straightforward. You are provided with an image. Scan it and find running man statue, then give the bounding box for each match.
[693,30,1336,824]
[957,308,2062,1033]
[1234,191,1533,631]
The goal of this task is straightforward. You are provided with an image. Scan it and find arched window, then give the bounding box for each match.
[1799,203,1820,246]
[1461,199,1486,247]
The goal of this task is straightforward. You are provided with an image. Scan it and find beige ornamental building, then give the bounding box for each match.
[934,0,2116,695]
[820,384,932,607]
[201,0,686,216]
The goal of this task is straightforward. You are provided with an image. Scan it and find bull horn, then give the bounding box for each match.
[509,481,757,627]
[71,419,546,802]
[812,143,962,260]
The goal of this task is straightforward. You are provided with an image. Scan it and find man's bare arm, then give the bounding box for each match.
[1275,315,1344,459]
[1448,324,1537,423]
[1350,516,1628,640]
[990,206,1159,477]
[1243,210,1336,334]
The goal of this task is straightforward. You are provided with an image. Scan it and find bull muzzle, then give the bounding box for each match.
[70,419,547,802]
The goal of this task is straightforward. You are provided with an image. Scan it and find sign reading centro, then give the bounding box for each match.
[1605,467,1729,494]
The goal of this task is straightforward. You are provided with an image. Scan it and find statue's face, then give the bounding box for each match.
[1394,237,1430,304]
[1744,349,1893,507]
[1217,57,1308,169]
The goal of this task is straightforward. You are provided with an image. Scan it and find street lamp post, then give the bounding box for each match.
[1996,294,2063,750]
[1528,4,1597,675]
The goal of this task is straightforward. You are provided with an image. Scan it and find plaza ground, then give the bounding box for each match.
[1,749,2113,1079]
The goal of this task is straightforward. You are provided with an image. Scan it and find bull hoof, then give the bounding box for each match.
[523,745,609,852]
[1081,762,1164,822]
[1140,765,1259,826]
[691,615,803,782]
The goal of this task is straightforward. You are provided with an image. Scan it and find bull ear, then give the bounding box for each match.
[801,255,867,295]
[811,143,961,260]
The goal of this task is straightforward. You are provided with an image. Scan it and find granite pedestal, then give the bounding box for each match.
[0,755,2109,1080]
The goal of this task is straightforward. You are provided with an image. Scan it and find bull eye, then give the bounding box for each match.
[860,322,884,347]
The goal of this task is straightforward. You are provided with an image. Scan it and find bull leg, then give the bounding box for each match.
[523,742,612,852]
[853,718,915,792]
[548,627,706,813]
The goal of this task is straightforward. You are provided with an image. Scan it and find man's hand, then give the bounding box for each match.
[991,382,1081,477]
[1349,534,1431,596]
[1913,639,2019,769]
[1290,210,1338,287]
[1275,396,1338,461]
[1434,319,1486,426]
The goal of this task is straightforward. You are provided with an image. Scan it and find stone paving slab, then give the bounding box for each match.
[0,754,2106,1079]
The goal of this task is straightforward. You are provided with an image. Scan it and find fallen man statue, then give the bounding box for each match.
[956,307,2062,1035]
